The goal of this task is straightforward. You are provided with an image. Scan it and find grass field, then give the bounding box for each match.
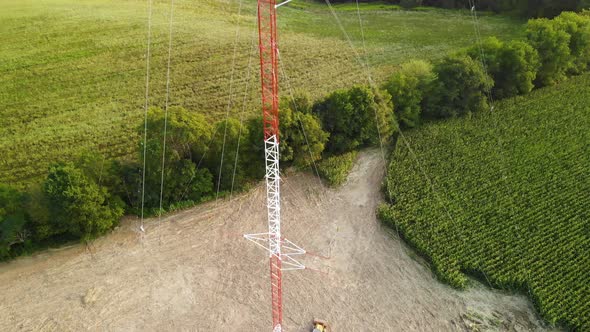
[380,73,590,330]
[0,0,523,186]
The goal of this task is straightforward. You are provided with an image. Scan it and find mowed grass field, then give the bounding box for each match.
[0,0,523,186]
[380,73,590,330]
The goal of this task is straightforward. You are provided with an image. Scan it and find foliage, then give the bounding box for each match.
[381,73,590,331]
[526,18,572,86]
[465,37,540,98]
[398,0,588,17]
[138,107,214,210]
[424,54,494,118]
[555,11,590,74]
[285,90,314,115]
[43,163,125,242]
[207,118,252,193]
[317,151,358,186]
[279,103,329,168]
[384,60,435,128]
[24,184,52,241]
[242,117,266,181]
[0,185,28,259]
[314,86,395,154]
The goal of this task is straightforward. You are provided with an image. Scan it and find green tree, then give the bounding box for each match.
[76,151,129,202]
[466,37,540,98]
[425,54,494,118]
[0,185,28,259]
[500,40,541,96]
[243,116,266,180]
[279,98,329,167]
[315,86,395,154]
[142,138,214,209]
[24,184,52,241]
[384,60,435,128]
[207,118,251,192]
[145,106,213,161]
[43,163,124,242]
[555,11,590,74]
[285,90,314,114]
[526,18,571,86]
[137,107,214,210]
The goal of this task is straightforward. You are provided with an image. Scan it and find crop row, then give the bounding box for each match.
[380,74,590,330]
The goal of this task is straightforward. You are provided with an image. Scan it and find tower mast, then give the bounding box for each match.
[258,0,283,330]
[245,0,305,331]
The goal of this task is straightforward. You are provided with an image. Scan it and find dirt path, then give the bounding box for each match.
[0,150,555,331]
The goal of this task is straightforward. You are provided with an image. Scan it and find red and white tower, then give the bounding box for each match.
[244,0,305,331]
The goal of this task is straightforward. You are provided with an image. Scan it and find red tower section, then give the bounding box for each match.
[258,0,280,141]
[257,0,283,330]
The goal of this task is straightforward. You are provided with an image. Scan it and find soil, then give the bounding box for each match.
[0,150,558,331]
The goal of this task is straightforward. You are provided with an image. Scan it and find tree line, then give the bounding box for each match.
[0,85,395,260]
[326,0,589,18]
[2,10,590,260]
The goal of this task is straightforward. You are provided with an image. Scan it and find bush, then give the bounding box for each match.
[207,118,253,192]
[465,37,540,98]
[314,85,395,154]
[384,60,435,128]
[24,184,52,241]
[425,54,493,118]
[555,11,590,74]
[0,185,28,259]
[144,106,213,161]
[499,40,541,97]
[136,107,214,210]
[43,163,125,242]
[278,103,329,168]
[526,18,571,86]
[317,151,358,186]
[285,90,314,114]
[242,117,266,180]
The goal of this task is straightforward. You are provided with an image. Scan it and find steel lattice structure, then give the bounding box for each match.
[244,0,304,331]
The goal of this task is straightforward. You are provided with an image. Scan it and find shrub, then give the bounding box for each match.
[278,103,329,168]
[425,54,493,118]
[135,107,214,210]
[314,86,395,154]
[465,37,540,98]
[384,60,435,128]
[207,118,252,192]
[243,117,266,180]
[108,160,142,210]
[0,185,28,259]
[285,90,314,114]
[499,40,541,96]
[317,151,358,186]
[43,163,125,242]
[555,11,590,74]
[144,106,213,161]
[526,18,571,86]
[24,184,52,241]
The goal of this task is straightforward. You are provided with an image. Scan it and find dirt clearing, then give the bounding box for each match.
[0,150,556,331]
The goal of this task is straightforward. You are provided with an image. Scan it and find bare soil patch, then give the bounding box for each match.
[0,150,556,331]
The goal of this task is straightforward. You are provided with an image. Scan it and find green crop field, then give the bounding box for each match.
[0,0,523,187]
[380,73,590,330]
